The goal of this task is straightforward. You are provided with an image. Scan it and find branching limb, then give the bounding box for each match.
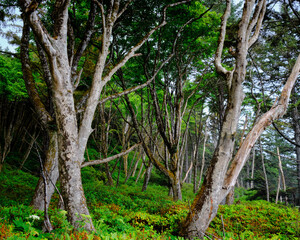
[102,0,192,84]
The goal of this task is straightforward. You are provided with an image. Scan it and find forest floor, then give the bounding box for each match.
[0,165,299,240]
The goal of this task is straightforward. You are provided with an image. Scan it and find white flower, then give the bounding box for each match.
[29,215,40,220]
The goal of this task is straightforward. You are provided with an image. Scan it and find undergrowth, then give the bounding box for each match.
[0,165,299,239]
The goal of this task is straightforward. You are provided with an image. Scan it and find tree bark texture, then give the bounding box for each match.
[31,131,59,210]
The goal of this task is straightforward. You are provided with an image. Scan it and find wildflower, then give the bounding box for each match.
[29,215,40,220]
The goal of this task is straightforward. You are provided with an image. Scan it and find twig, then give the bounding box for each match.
[221,214,225,239]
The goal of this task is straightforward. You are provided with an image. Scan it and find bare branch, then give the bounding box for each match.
[264,148,297,161]
[288,0,300,21]
[94,0,107,51]
[81,143,141,168]
[247,0,265,38]
[19,0,56,55]
[248,0,267,48]
[117,0,134,19]
[272,122,300,147]
[99,50,174,105]
[214,0,231,77]
[53,0,70,38]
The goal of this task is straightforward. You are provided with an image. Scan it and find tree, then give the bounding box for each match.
[122,1,219,201]
[181,0,300,238]
[18,0,192,230]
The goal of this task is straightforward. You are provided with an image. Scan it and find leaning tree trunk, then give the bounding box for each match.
[182,52,300,239]
[181,0,268,238]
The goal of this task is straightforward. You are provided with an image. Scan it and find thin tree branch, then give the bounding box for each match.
[102,0,193,84]
[272,122,300,147]
[117,0,134,19]
[81,142,141,168]
[214,0,231,77]
[248,0,267,48]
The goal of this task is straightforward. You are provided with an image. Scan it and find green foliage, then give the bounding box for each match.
[0,54,27,100]
[0,166,38,206]
[209,200,300,239]
[1,164,300,240]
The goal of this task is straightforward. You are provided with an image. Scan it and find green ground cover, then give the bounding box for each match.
[0,165,299,239]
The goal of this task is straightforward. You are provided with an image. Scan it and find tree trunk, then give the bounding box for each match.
[291,89,300,205]
[105,163,114,186]
[170,153,182,201]
[142,162,153,192]
[135,160,144,183]
[181,49,300,238]
[57,129,94,230]
[131,150,142,178]
[171,176,182,201]
[251,147,255,189]
[225,188,235,205]
[259,138,269,202]
[275,174,281,204]
[246,157,250,189]
[197,122,208,190]
[277,147,287,205]
[181,1,268,238]
[31,130,59,210]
